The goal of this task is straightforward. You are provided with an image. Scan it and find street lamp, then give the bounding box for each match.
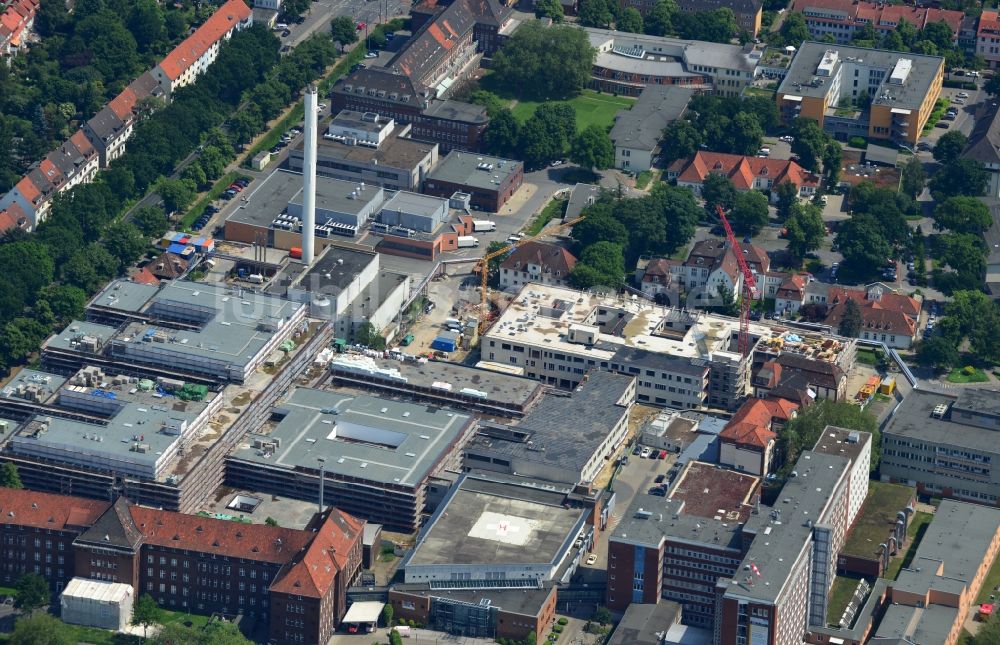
[317,456,326,513]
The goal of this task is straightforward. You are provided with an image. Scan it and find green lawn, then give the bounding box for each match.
[976,550,1000,604]
[635,170,655,190]
[885,510,934,580]
[511,90,635,132]
[947,366,990,384]
[840,482,915,561]
[525,198,568,236]
[827,575,866,626]
[856,348,879,366]
[922,98,950,135]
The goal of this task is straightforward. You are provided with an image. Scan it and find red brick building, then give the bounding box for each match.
[0,488,363,645]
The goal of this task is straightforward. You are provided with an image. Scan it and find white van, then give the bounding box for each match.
[274,23,288,30]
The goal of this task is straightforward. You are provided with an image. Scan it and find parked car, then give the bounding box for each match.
[657,450,667,460]
[586,554,598,565]
[648,487,666,497]
[779,135,794,143]
[640,447,652,458]
[958,91,970,98]
[654,474,665,483]
[356,21,366,29]
[936,121,950,129]
[365,51,379,59]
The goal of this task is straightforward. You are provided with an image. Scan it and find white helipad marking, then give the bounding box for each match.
[468,511,539,546]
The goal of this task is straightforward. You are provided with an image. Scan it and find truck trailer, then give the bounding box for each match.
[457,236,480,248]
[472,220,496,232]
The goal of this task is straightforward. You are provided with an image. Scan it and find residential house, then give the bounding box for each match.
[0,0,38,60]
[673,238,772,300]
[609,86,693,172]
[668,151,820,201]
[794,0,963,46]
[753,353,848,403]
[963,100,1000,198]
[146,253,190,281]
[718,396,798,475]
[774,274,810,315]
[674,0,762,37]
[980,10,1000,69]
[0,203,30,235]
[151,0,253,97]
[83,72,164,169]
[636,257,680,301]
[498,241,577,290]
[410,0,516,57]
[804,283,920,349]
[564,183,600,221]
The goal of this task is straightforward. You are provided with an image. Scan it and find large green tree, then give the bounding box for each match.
[776,400,879,476]
[916,335,959,371]
[836,214,892,279]
[491,23,595,100]
[484,108,520,158]
[132,593,160,639]
[578,0,613,27]
[931,130,968,164]
[618,8,644,32]
[9,613,72,645]
[570,125,615,170]
[661,120,702,164]
[330,16,358,46]
[933,196,991,234]
[899,157,926,199]
[729,190,769,235]
[14,573,50,613]
[784,201,825,263]
[0,462,23,489]
[930,158,988,199]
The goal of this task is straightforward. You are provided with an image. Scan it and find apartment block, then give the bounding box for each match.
[777,42,944,145]
[880,387,1000,506]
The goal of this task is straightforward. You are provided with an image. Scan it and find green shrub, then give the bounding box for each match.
[963,365,976,375]
[552,624,564,633]
[848,136,867,148]
[557,617,569,626]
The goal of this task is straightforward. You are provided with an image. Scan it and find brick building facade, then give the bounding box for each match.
[0,488,363,645]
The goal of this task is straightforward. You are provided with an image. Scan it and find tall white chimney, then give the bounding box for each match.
[302,85,318,265]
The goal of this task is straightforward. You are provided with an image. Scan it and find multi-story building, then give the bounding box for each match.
[329,68,489,153]
[584,28,760,98]
[978,10,1000,69]
[716,450,854,645]
[226,387,475,532]
[410,0,517,58]
[668,151,820,202]
[422,150,524,212]
[777,42,944,146]
[963,100,1000,198]
[610,86,693,172]
[482,282,854,411]
[288,111,439,192]
[464,371,635,487]
[0,0,38,60]
[672,0,762,37]
[83,72,165,169]
[607,461,761,628]
[794,0,963,46]
[870,500,1000,645]
[0,487,364,645]
[151,0,253,97]
[881,387,1000,507]
[718,397,798,476]
[498,241,577,291]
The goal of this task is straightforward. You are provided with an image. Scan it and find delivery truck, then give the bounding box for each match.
[473,220,496,232]
[457,236,480,248]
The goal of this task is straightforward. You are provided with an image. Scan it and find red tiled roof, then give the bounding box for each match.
[69,130,95,157]
[0,203,29,233]
[157,0,251,81]
[14,175,41,203]
[776,274,808,299]
[132,267,161,286]
[500,241,577,278]
[270,509,364,597]
[981,10,1000,35]
[820,286,920,337]
[671,151,819,193]
[129,506,313,566]
[0,487,110,531]
[642,258,679,282]
[38,158,63,186]
[720,397,798,448]
[797,0,962,34]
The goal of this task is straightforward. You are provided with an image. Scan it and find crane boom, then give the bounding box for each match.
[714,204,758,357]
[476,215,585,335]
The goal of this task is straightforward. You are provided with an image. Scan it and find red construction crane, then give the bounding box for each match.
[715,204,759,357]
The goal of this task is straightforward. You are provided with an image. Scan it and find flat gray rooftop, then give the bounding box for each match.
[609,86,693,152]
[379,190,448,217]
[11,369,212,479]
[426,151,521,192]
[91,281,160,313]
[294,133,435,170]
[894,499,1000,598]
[608,602,682,645]
[407,476,587,567]
[725,450,850,603]
[1,370,68,404]
[232,387,471,488]
[227,169,381,229]
[872,603,958,645]
[44,321,121,353]
[269,243,378,297]
[99,280,304,369]
[779,41,944,112]
[328,354,543,406]
[953,387,1000,416]
[613,461,757,551]
[466,371,634,473]
[811,426,870,467]
[882,388,1000,454]
[422,99,488,124]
